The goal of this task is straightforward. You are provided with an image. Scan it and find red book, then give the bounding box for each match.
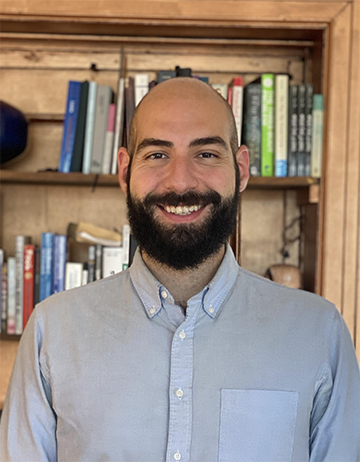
[23,244,35,330]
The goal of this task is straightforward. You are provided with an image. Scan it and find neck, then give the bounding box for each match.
[141,245,226,311]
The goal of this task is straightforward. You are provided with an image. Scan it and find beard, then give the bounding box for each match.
[126,173,240,271]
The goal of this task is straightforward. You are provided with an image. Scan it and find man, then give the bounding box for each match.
[0,78,359,461]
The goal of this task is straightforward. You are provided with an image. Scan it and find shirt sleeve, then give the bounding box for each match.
[0,309,57,462]
[309,307,360,461]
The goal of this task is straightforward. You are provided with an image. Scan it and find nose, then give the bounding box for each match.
[162,155,199,194]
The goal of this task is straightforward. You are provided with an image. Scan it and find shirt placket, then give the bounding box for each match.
[165,301,199,462]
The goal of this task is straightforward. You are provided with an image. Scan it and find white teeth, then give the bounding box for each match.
[164,205,202,215]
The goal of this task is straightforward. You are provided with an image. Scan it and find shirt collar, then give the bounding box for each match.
[129,243,239,320]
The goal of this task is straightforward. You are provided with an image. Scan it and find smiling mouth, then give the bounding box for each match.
[160,204,204,216]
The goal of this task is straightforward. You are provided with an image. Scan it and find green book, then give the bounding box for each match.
[261,74,275,176]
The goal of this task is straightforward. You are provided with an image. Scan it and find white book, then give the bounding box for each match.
[135,74,149,107]
[7,257,16,334]
[211,83,228,100]
[82,81,97,174]
[101,103,116,174]
[231,78,244,144]
[275,74,289,177]
[111,77,125,175]
[102,247,124,278]
[122,224,130,270]
[65,262,83,290]
[311,94,324,178]
[15,235,31,334]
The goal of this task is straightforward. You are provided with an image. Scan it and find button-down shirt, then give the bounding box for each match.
[0,245,359,461]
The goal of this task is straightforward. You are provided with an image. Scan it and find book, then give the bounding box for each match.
[82,81,97,174]
[122,224,130,270]
[157,70,176,83]
[304,84,313,177]
[175,66,192,77]
[65,262,83,290]
[211,83,228,100]
[125,77,135,144]
[311,94,324,178]
[15,235,31,334]
[102,103,116,174]
[7,257,16,334]
[111,77,125,175]
[102,247,124,278]
[261,74,275,176]
[88,245,95,283]
[71,80,89,172]
[1,263,7,332]
[58,80,82,173]
[288,85,298,177]
[95,244,102,281]
[135,74,149,106]
[53,235,67,294]
[230,77,244,146]
[40,232,54,302]
[297,84,306,176]
[274,74,289,177]
[23,244,35,330]
[90,85,114,174]
[34,246,40,306]
[242,82,261,176]
[82,262,89,286]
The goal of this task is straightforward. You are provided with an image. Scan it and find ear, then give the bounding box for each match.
[118,147,130,194]
[235,144,250,192]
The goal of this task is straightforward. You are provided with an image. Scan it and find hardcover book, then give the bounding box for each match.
[58,80,82,173]
[275,74,289,177]
[7,257,16,334]
[53,235,67,294]
[82,81,97,174]
[23,244,35,330]
[71,81,89,172]
[230,77,244,146]
[102,247,124,278]
[40,232,54,302]
[102,103,116,175]
[242,82,261,176]
[311,94,324,178]
[15,235,31,334]
[261,74,275,176]
[297,84,306,176]
[288,85,298,177]
[135,74,149,107]
[111,77,125,175]
[304,84,314,177]
[65,262,83,290]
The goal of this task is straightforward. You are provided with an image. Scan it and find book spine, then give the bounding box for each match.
[231,77,243,145]
[1,263,8,333]
[311,94,324,178]
[134,74,149,106]
[95,245,102,281]
[102,103,116,174]
[275,74,289,177]
[90,85,113,174]
[297,84,306,176]
[23,244,35,330]
[111,78,125,175]
[15,235,31,334]
[40,232,54,302]
[58,80,82,173]
[125,77,135,144]
[304,84,313,177]
[82,81,97,174]
[102,247,124,278]
[7,257,16,334]
[242,83,261,176]
[53,235,67,293]
[71,81,89,172]
[122,224,130,270]
[88,245,95,283]
[65,263,83,290]
[82,263,89,286]
[261,74,275,176]
[34,246,40,306]
[288,85,298,177]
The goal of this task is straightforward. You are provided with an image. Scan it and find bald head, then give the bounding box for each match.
[127,77,238,159]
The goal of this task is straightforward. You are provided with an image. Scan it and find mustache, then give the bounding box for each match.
[143,190,222,208]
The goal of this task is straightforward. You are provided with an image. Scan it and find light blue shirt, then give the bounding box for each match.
[0,245,359,461]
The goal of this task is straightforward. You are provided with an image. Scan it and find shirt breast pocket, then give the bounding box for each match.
[218,389,299,462]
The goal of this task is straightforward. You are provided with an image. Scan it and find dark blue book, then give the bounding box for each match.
[58,81,82,173]
[53,235,67,294]
[242,82,261,176]
[71,81,89,172]
[40,232,54,302]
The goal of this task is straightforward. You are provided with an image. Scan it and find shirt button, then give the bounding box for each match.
[149,307,156,315]
[179,330,186,339]
[176,388,184,398]
[161,290,168,299]
[174,453,181,460]
[208,305,215,313]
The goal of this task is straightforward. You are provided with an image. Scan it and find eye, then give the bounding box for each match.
[197,152,218,159]
[147,152,168,160]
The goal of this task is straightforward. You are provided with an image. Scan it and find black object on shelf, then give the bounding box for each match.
[0,101,28,165]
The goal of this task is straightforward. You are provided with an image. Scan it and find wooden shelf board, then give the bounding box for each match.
[0,170,319,189]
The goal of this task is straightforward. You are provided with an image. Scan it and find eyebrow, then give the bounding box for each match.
[136,136,228,154]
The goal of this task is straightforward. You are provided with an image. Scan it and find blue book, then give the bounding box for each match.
[58,81,82,173]
[53,235,67,294]
[40,232,54,302]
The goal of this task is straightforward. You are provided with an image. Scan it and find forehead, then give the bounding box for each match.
[135,89,231,144]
